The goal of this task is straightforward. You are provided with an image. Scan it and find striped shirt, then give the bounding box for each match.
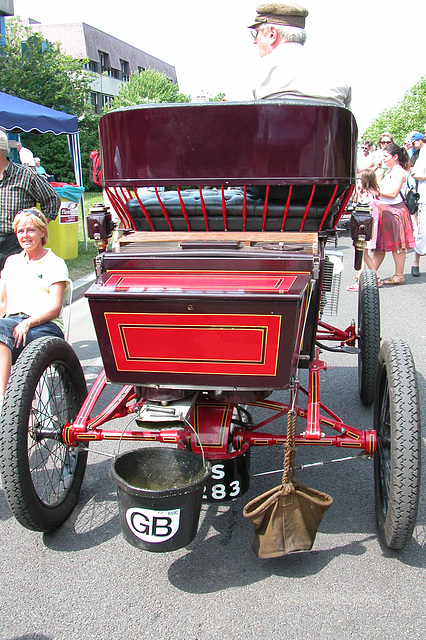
[0,160,61,234]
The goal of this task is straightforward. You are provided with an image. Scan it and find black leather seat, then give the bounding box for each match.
[126,185,345,232]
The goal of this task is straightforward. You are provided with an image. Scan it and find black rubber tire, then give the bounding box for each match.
[358,269,381,405]
[374,339,421,549]
[0,337,88,532]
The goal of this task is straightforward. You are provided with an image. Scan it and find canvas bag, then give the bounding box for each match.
[243,411,333,558]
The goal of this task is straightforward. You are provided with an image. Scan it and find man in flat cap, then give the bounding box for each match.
[249,3,351,108]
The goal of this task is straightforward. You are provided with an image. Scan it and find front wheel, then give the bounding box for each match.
[374,339,421,549]
[358,269,381,405]
[0,337,88,532]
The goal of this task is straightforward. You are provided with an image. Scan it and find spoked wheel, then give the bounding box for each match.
[374,339,421,549]
[358,269,381,405]
[0,337,88,532]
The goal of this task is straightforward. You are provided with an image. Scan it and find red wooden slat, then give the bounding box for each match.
[261,185,270,231]
[177,186,191,231]
[281,185,293,231]
[319,185,339,231]
[300,185,316,231]
[198,186,209,231]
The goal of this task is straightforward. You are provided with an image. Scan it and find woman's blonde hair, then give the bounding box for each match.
[13,208,49,246]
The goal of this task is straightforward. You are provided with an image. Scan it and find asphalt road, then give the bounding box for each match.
[0,236,425,640]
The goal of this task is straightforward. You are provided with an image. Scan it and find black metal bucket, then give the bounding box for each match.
[110,447,211,552]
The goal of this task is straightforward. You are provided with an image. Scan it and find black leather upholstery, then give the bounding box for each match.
[126,186,345,232]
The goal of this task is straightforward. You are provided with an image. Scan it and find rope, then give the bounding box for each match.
[282,409,297,486]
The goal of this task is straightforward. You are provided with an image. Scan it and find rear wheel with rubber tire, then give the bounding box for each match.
[358,269,381,405]
[374,339,420,549]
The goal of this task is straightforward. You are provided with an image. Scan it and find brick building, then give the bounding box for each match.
[24,19,178,113]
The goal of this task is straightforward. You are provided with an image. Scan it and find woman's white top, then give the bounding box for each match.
[1,248,70,332]
[379,166,407,205]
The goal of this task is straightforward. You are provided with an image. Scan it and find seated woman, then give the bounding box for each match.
[0,209,70,407]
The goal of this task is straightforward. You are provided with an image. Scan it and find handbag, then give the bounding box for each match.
[243,411,333,558]
[401,188,420,215]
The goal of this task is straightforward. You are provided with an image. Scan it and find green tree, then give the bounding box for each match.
[364,76,426,145]
[1,18,91,114]
[23,112,101,187]
[208,93,226,102]
[106,68,191,110]
[1,18,99,187]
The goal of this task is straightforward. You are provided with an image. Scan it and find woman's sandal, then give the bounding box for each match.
[383,276,405,285]
[348,276,381,291]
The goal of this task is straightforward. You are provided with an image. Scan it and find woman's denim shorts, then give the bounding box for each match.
[0,314,64,364]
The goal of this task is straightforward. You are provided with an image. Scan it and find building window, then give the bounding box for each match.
[121,60,130,82]
[107,68,120,79]
[101,94,113,109]
[84,60,99,73]
[99,51,110,73]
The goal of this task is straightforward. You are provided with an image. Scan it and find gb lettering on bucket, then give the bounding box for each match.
[126,507,180,543]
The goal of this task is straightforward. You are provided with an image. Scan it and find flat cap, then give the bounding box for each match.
[248,2,309,30]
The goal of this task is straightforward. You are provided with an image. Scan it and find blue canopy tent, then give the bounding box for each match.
[0,91,87,246]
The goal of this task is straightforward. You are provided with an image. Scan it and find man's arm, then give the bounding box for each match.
[411,147,426,181]
[30,173,61,221]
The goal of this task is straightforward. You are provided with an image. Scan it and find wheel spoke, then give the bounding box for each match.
[376,374,391,514]
[26,363,76,506]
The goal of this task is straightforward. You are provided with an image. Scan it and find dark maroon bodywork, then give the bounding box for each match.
[99,101,357,188]
[88,101,358,391]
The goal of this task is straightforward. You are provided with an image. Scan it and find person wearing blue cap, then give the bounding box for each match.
[410,132,426,276]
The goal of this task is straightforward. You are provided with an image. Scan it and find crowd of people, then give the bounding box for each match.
[349,129,425,289]
[16,140,53,181]
[248,2,423,287]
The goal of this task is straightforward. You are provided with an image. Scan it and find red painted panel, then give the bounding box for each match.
[192,402,232,452]
[105,312,281,376]
[103,270,301,293]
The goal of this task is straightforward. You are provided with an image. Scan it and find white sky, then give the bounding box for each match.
[11,0,426,133]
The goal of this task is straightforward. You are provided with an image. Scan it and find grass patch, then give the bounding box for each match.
[65,190,103,281]
[65,241,97,281]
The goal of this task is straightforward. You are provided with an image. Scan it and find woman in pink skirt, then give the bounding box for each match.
[373,143,415,285]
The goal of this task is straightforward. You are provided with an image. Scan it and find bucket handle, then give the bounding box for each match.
[113,411,208,471]
[115,414,140,459]
[183,417,208,471]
